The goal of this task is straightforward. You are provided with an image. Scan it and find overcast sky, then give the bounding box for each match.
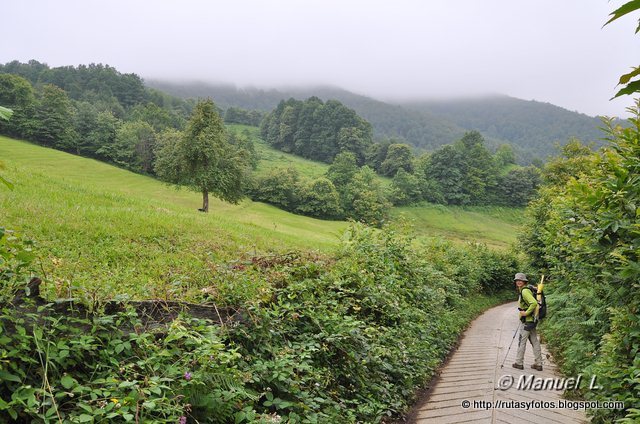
[3,0,638,117]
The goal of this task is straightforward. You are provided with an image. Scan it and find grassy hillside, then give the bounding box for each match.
[392,204,523,250]
[230,124,331,180]
[0,135,522,302]
[232,124,524,248]
[0,135,348,302]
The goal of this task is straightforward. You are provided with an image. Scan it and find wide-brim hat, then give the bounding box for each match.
[514,272,528,282]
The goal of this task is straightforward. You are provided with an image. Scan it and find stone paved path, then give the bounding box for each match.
[413,302,588,423]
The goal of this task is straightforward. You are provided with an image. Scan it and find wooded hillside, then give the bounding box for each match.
[148,80,604,163]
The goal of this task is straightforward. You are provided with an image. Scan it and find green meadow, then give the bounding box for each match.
[0,134,521,302]
[230,124,331,180]
[392,203,524,250]
[0,136,348,301]
[228,125,524,249]
[229,124,393,186]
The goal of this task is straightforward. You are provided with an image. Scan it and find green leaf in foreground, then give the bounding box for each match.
[0,370,22,383]
[604,0,640,30]
[612,79,640,99]
[619,66,640,85]
[60,374,75,389]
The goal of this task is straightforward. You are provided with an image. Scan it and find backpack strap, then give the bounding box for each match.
[521,286,536,307]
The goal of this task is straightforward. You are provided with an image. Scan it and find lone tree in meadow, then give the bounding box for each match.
[155,99,248,212]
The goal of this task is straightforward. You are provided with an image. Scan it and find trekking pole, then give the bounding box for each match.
[500,321,523,369]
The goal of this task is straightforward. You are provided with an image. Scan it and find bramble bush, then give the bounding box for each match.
[223,225,515,422]
[1,223,517,422]
[0,309,253,423]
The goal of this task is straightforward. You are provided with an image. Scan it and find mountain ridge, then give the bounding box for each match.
[146,79,605,163]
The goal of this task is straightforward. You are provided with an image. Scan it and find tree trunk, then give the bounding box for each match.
[201,189,209,212]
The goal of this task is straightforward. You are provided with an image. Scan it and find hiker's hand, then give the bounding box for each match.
[519,311,527,317]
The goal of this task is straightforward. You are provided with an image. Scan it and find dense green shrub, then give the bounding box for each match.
[1,224,518,422]
[494,166,541,207]
[520,108,640,422]
[227,225,515,422]
[248,164,391,225]
[0,228,250,422]
[0,309,254,423]
[326,151,358,189]
[295,178,342,219]
[342,167,391,227]
[379,143,413,177]
[388,169,422,206]
[247,167,302,211]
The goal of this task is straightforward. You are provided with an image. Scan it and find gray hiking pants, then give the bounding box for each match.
[515,324,542,366]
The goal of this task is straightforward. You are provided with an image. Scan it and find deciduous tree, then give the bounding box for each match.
[495,166,541,207]
[343,166,391,227]
[494,144,516,167]
[423,144,467,205]
[380,143,414,176]
[0,74,37,138]
[92,111,121,160]
[389,168,422,206]
[455,131,496,204]
[34,84,76,150]
[296,177,342,219]
[326,151,358,189]
[605,1,640,98]
[154,99,248,212]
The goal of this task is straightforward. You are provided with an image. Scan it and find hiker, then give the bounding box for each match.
[512,272,543,371]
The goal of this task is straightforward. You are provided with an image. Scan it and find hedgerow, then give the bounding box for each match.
[1,224,517,422]
[520,106,640,422]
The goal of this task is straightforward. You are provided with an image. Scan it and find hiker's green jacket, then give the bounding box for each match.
[518,286,537,322]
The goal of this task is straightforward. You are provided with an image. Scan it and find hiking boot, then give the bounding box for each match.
[531,364,543,371]
[512,363,524,370]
